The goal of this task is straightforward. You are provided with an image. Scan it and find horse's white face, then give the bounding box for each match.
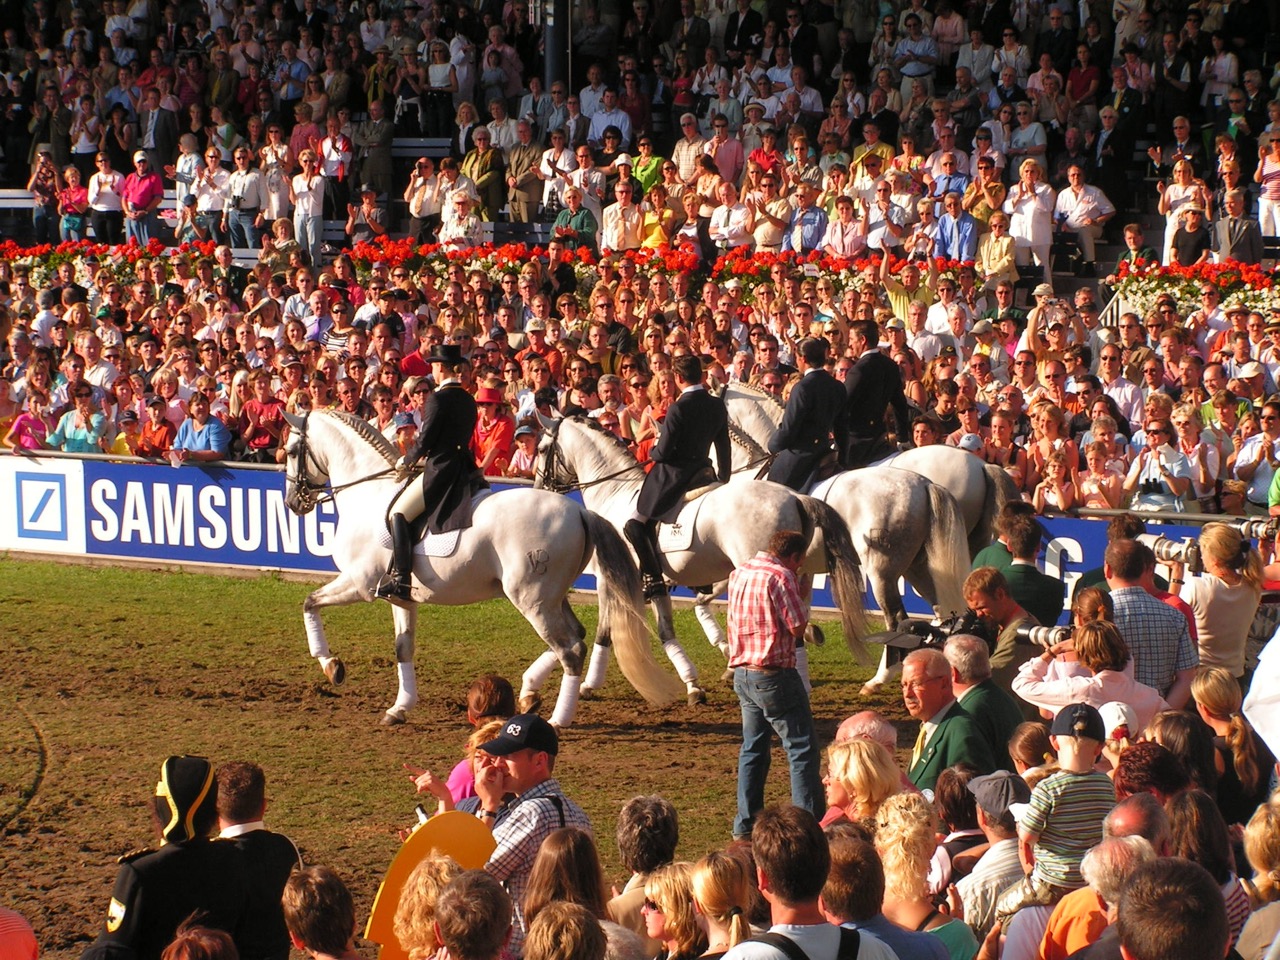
[282,426,329,515]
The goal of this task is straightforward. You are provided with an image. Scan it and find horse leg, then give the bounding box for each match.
[651,594,707,706]
[859,645,903,696]
[381,603,420,726]
[520,651,560,713]
[692,584,729,657]
[510,589,587,728]
[302,573,369,687]
[582,600,612,698]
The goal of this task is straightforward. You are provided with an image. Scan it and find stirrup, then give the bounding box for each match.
[642,574,668,601]
[375,574,413,600]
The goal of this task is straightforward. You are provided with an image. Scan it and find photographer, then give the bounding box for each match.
[1011,619,1170,730]
[963,566,1039,693]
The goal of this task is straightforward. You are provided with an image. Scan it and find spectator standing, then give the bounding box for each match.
[726,530,822,840]
[120,150,164,244]
[216,761,302,960]
[954,771,1031,939]
[944,634,1022,771]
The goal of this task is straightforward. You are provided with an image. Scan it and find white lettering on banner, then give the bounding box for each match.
[1044,536,1083,599]
[155,484,195,546]
[89,478,334,557]
[199,486,228,549]
[89,479,119,540]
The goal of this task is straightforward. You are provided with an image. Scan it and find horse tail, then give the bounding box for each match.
[797,496,871,665]
[585,511,684,706]
[924,482,971,618]
[977,463,1021,557]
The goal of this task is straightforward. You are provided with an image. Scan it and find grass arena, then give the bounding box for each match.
[0,557,900,960]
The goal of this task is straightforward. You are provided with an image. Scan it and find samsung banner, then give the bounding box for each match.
[1,456,1197,622]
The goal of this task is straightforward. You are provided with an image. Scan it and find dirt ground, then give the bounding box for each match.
[0,560,901,960]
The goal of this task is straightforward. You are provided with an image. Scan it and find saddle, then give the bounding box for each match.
[378,490,495,559]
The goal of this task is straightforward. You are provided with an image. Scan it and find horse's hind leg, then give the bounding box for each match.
[302,573,370,687]
[513,594,587,728]
[381,603,419,726]
[582,599,612,697]
[651,594,707,706]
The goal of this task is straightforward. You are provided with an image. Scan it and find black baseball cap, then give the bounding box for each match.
[480,713,559,756]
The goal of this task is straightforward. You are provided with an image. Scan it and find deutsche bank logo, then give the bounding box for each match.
[15,472,68,541]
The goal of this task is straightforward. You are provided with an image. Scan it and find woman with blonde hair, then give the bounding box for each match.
[1172,522,1263,679]
[643,862,706,960]
[875,793,978,960]
[1239,802,1280,960]
[690,852,750,960]
[820,738,901,827]
[393,855,464,960]
[1192,666,1276,827]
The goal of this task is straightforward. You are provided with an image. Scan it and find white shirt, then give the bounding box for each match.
[1054,183,1115,229]
[292,172,325,218]
[709,202,752,247]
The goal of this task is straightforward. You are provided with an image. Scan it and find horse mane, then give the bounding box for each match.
[724,380,785,411]
[569,414,640,462]
[320,408,399,463]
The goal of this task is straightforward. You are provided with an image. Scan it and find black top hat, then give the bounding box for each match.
[425,342,466,364]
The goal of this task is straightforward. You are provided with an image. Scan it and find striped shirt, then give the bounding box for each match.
[1021,769,1115,889]
[727,552,806,669]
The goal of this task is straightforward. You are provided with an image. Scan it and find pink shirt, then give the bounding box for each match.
[120,171,164,212]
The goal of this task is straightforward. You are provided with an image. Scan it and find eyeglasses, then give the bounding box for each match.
[642,899,662,913]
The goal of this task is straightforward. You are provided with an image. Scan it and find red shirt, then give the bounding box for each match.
[727,552,806,669]
[240,396,285,450]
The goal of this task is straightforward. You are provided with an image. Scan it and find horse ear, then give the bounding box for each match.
[534,409,559,431]
[283,411,306,431]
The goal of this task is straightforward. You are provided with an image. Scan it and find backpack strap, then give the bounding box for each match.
[749,933,811,960]
[543,794,565,828]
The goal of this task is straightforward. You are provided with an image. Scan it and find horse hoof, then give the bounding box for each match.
[687,687,707,706]
[807,624,825,647]
[859,681,881,697]
[518,693,542,714]
[380,708,407,726]
[579,687,597,701]
[323,658,346,687]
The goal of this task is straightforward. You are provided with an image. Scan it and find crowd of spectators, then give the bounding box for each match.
[0,0,1279,523]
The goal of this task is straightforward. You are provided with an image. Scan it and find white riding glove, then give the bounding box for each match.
[394,456,411,481]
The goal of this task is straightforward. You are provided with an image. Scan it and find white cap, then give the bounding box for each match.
[1098,701,1139,741]
[957,433,984,453]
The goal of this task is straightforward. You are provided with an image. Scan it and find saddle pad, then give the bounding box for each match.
[373,489,495,559]
[656,495,707,554]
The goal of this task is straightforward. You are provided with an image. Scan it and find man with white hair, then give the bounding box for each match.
[944,635,1022,771]
[902,647,994,791]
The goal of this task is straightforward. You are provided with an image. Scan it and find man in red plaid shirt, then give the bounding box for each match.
[727,530,823,840]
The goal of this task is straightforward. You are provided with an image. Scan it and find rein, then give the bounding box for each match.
[726,421,775,478]
[288,412,398,510]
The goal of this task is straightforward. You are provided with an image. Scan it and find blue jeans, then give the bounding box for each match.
[124,213,152,245]
[732,665,822,839]
[295,213,323,267]
[228,209,260,248]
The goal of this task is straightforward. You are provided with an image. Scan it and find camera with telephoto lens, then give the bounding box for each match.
[228,194,243,211]
[1013,624,1072,650]
[879,610,1001,670]
[1136,533,1202,574]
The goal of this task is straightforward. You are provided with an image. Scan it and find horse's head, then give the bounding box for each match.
[283,411,329,515]
[533,410,576,493]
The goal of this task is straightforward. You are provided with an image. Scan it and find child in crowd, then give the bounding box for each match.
[1033,450,1075,513]
[1076,441,1123,509]
[435,872,513,960]
[282,867,363,960]
[3,394,53,450]
[996,703,1116,922]
[503,423,537,479]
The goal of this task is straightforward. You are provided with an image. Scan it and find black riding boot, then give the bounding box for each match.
[624,518,668,600]
[376,515,415,600]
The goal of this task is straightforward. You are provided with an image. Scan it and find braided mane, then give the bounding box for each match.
[321,409,399,463]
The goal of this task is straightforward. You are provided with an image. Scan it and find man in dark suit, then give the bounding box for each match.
[903,648,995,792]
[1102,66,1145,141]
[1214,188,1264,264]
[844,318,909,468]
[1002,514,1066,630]
[1151,32,1192,131]
[668,0,711,68]
[945,634,1023,772]
[379,344,489,600]
[216,761,302,960]
[969,0,1012,46]
[723,0,763,66]
[625,354,731,599]
[138,88,179,174]
[767,337,849,490]
[1147,115,1203,176]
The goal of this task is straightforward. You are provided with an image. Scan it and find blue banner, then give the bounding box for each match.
[3,456,1194,623]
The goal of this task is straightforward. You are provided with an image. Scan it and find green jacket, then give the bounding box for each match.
[908,700,995,792]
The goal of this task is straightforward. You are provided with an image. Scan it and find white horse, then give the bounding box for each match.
[722,383,1020,556]
[718,385,970,626]
[534,413,870,700]
[281,410,683,726]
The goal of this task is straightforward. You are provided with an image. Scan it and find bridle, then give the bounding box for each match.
[537,417,649,494]
[287,412,396,510]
